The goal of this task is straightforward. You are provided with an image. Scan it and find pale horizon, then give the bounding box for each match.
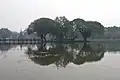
[1,0,120,32]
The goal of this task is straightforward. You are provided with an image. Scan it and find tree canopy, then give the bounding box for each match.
[0,28,12,39]
[71,18,92,41]
[27,16,105,42]
[27,18,57,41]
[87,21,104,38]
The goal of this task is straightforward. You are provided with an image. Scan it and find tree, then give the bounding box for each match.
[87,21,104,38]
[27,16,106,41]
[27,18,57,42]
[78,27,91,42]
[71,18,91,42]
[104,26,120,39]
[55,16,74,41]
[0,28,12,39]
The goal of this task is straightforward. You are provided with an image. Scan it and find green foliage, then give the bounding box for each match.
[104,26,120,39]
[55,16,74,40]
[28,18,57,41]
[0,28,12,38]
[71,18,91,41]
[27,16,105,41]
[79,28,91,41]
[87,21,104,38]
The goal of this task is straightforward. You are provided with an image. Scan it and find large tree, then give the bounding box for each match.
[71,18,91,42]
[55,16,74,41]
[87,21,104,38]
[27,18,57,42]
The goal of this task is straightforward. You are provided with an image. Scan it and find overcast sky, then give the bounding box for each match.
[0,0,120,32]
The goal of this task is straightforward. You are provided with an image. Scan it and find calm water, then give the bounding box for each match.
[0,42,120,80]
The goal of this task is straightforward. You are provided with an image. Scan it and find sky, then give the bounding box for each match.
[0,0,120,32]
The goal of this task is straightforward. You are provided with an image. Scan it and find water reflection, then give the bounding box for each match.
[25,43,105,68]
[0,42,120,80]
[0,42,120,68]
[0,44,14,52]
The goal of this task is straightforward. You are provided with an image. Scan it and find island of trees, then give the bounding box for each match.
[0,16,120,42]
[27,16,104,42]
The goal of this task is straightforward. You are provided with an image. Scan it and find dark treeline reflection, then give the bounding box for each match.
[0,42,120,68]
[0,42,120,52]
[25,43,105,68]
[0,44,16,52]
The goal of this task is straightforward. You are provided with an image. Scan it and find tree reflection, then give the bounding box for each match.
[0,44,15,52]
[73,43,105,65]
[25,42,105,68]
[0,44,17,60]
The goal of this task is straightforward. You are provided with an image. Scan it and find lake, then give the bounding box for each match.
[0,42,120,80]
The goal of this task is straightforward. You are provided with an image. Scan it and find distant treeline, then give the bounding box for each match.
[104,26,120,39]
[0,28,19,39]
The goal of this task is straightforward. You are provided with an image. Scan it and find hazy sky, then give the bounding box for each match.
[0,0,120,32]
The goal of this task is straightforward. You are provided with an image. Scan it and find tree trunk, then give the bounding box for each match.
[51,35,55,41]
[84,37,87,42]
[40,35,43,42]
[43,35,46,42]
[59,33,63,42]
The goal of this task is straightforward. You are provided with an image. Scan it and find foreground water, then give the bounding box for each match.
[0,42,120,80]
